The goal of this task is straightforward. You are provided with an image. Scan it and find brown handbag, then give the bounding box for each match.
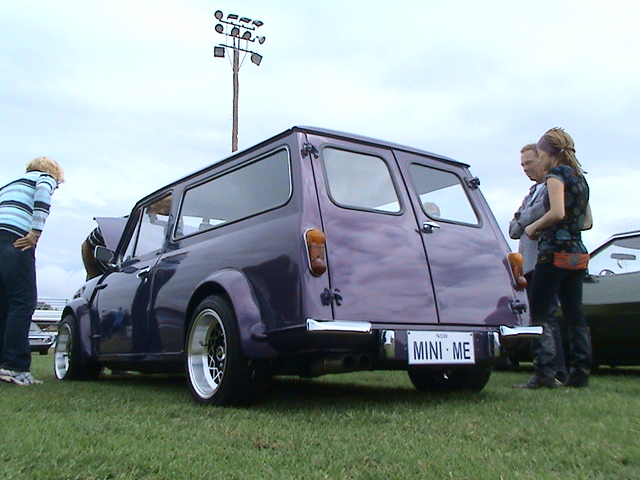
[553,252,589,270]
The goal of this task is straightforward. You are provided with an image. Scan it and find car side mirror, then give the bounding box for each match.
[94,245,115,265]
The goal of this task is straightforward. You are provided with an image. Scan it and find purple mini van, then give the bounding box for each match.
[54,127,537,405]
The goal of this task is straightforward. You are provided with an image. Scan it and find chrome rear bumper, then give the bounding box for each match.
[306,318,372,333]
[499,325,543,337]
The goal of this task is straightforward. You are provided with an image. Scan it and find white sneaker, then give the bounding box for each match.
[0,369,43,385]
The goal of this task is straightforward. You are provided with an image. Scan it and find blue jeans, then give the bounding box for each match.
[0,231,37,372]
[529,262,591,381]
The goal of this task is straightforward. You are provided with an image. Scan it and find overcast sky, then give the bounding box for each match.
[1,0,639,299]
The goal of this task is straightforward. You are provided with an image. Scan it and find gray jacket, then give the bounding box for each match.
[509,183,547,275]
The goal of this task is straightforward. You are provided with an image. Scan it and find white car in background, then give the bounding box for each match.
[583,230,640,367]
[29,298,65,355]
[29,322,57,355]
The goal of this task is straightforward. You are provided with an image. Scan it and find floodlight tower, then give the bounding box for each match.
[213,10,266,152]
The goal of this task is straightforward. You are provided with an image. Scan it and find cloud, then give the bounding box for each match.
[36,263,86,300]
[1,0,639,298]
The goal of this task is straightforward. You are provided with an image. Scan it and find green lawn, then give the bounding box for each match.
[1,355,639,480]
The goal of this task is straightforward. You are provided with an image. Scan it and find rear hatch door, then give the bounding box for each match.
[393,149,521,327]
[306,133,439,325]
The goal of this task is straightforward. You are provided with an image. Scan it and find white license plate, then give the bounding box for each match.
[407,331,475,365]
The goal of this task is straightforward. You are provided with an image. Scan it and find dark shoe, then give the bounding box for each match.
[555,372,568,384]
[564,376,589,388]
[513,376,559,389]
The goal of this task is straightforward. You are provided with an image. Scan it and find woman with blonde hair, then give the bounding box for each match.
[514,128,592,389]
[0,156,63,386]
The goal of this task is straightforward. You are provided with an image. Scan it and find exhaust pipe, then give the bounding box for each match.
[357,353,372,371]
[308,354,356,377]
[307,353,372,377]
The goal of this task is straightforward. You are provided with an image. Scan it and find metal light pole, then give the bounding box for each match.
[213,10,266,152]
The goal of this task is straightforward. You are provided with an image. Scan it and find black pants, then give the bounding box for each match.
[529,262,591,381]
[524,271,567,380]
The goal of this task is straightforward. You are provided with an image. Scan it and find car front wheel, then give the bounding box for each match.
[54,316,102,381]
[185,296,258,405]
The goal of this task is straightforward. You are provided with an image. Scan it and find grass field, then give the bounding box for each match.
[1,354,639,480]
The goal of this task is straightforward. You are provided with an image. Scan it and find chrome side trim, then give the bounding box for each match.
[306,318,372,334]
[490,331,500,358]
[499,325,543,337]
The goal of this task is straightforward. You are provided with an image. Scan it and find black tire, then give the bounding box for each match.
[185,295,261,406]
[408,365,492,393]
[53,316,102,381]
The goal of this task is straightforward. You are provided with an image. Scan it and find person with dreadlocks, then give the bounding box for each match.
[514,127,593,389]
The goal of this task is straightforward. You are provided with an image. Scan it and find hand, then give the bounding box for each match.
[524,225,539,240]
[14,231,40,251]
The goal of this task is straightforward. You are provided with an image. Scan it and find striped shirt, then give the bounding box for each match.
[85,226,110,274]
[0,171,57,237]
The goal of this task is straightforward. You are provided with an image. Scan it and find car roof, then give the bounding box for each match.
[293,126,466,166]
[137,126,470,206]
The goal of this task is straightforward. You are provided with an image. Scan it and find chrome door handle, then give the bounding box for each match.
[136,266,151,278]
[421,221,441,234]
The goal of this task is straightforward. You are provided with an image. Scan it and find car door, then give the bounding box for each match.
[94,193,173,354]
[306,133,439,325]
[394,150,521,327]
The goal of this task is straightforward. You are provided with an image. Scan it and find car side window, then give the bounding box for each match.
[123,194,173,260]
[322,148,401,213]
[588,235,640,276]
[177,149,291,237]
[408,164,479,226]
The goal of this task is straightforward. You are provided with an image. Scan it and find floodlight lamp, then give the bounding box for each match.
[253,20,264,27]
[241,31,252,40]
[257,36,266,44]
[215,24,224,34]
[213,46,225,58]
[240,17,251,23]
[250,53,262,66]
[230,26,240,37]
[227,13,238,20]
[214,10,223,20]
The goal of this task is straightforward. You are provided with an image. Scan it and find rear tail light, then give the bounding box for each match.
[305,228,327,276]
[507,252,527,291]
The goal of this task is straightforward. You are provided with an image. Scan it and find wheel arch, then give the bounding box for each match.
[186,269,278,359]
[62,297,95,362]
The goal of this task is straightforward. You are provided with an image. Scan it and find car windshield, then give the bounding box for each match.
[589,234,640,276]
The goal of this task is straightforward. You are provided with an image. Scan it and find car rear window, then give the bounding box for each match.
[177,149,291,237]
[409,164,479,226]
[322,147,401,213]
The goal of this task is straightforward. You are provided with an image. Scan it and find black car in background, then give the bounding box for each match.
[507,230,640,369]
